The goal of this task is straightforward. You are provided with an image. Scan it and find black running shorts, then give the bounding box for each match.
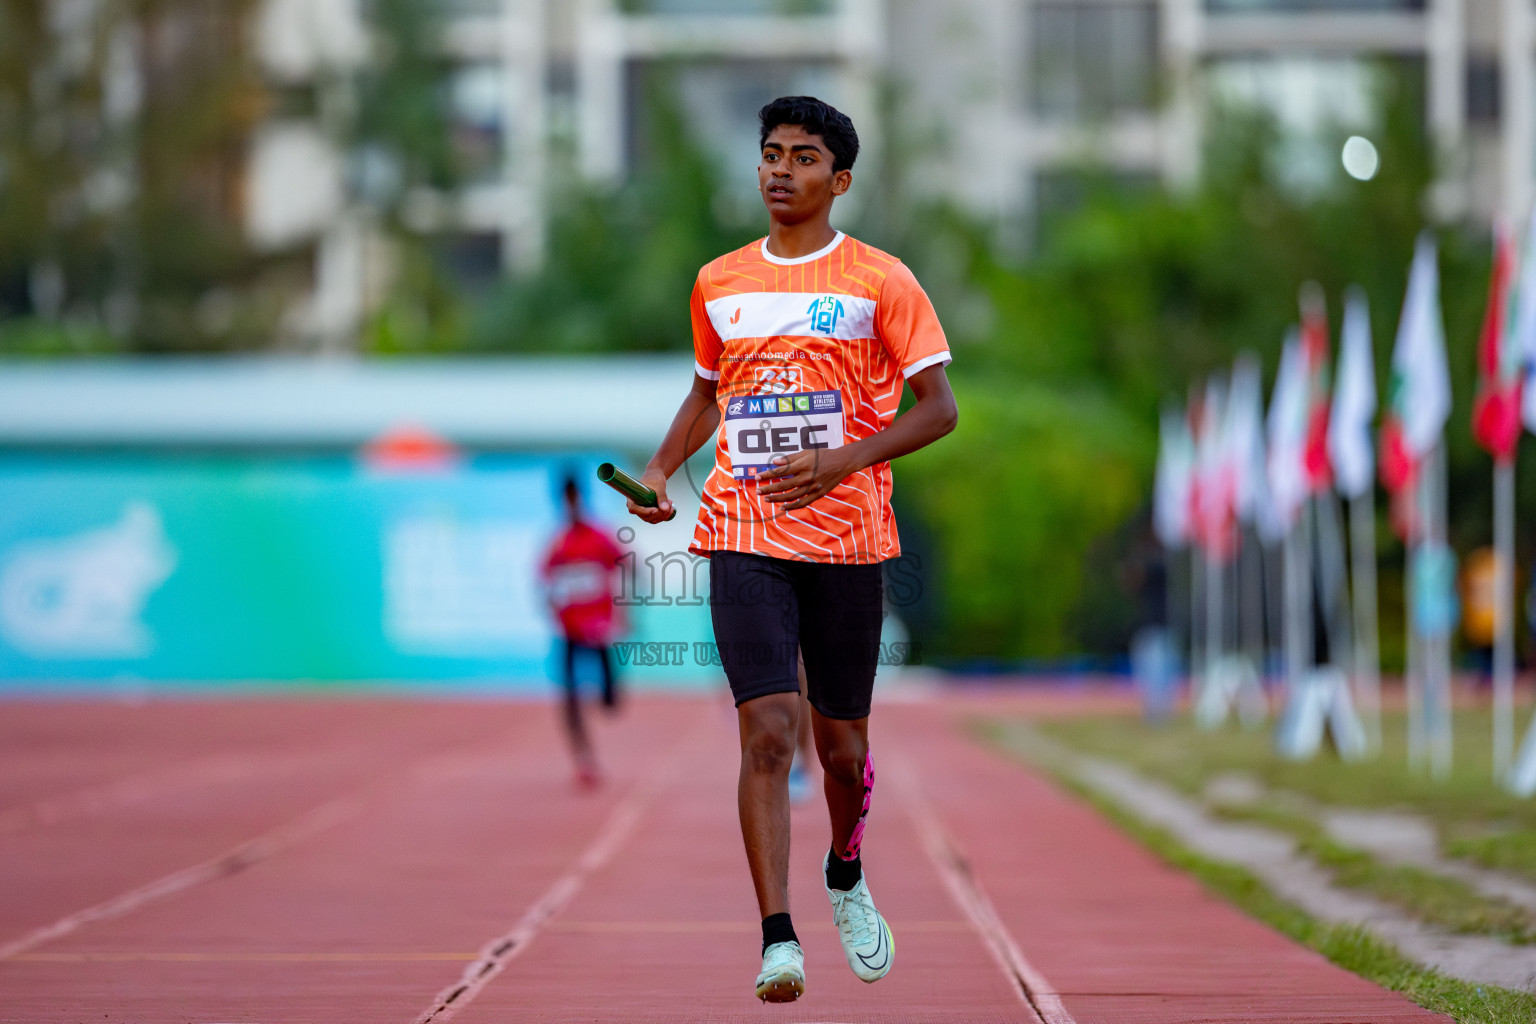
[708,550,885,720]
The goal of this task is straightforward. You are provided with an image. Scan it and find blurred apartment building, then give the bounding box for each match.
[17,0,1533,344]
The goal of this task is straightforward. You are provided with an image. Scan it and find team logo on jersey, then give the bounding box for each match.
[730,308,741,324]
[754,367,799,395]
[807,295,845,335]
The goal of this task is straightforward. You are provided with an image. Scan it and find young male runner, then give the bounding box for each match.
[542,475,625,789]
[626,95,957,1003]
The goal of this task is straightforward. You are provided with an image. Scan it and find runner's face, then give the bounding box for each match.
[758,125,850,224]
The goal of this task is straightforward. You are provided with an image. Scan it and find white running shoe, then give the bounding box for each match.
[755,940,805,1002]
[824,852,894,982]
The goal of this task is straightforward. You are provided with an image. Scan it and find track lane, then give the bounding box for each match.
[0,697,708,1024]
[0,703,534,943]
[452,701,1032,1024]
[0,694,1463,1023]
[880,702,1451,1024]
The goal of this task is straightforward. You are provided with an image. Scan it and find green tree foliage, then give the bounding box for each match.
[896,68,1497,662]
[901,380,1150,659]
[0,0,279,354]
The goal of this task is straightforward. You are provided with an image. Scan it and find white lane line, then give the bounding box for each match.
[0,796,362,962]
[413,719,704,1024]
[890,756,1077,1024]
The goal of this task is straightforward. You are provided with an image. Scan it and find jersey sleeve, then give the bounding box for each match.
[875,262,951,378]
[691,276,723,381]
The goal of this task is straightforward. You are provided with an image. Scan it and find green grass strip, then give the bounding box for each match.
[1030,710,1536,886]
[1448,830,1536,880]
[1207,801,1536,944]
[979,723,1536,1024]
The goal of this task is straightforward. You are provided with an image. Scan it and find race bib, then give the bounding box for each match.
[723,390,845,480]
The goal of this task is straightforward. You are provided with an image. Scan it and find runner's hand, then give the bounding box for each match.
[758,449,858,510]
[626,468,676,524]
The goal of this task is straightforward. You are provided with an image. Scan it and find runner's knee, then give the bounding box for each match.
[818,736,868,787]
[740,701,798,775]
[743,727,796,774]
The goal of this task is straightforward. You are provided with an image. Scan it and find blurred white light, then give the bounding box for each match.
[1341,135,1379,181]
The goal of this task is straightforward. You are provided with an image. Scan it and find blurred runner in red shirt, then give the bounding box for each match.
[541,475,625,788]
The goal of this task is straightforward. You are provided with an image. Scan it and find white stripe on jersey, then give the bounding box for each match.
[903,350,953,378]
[705,292,878,344]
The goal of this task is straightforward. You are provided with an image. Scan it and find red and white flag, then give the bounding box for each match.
[1472,222,1522,463]
[1226,352,1268,526]
[1195,377,1237,560]
[1298,283,1333,493]
[1266,330,1308,537]
[1381,233,1452,539]
[1154,403,1195,549]
[1328,287,1376,499]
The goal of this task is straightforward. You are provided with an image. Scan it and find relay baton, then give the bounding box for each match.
[597,463,676,521]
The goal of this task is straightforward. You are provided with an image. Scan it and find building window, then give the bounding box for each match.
[431,0,503,15]
[1030,2,1158,121]
[1467,57,1499,125]
[1204,0,1423,13]
[438,232,503,288]
[617,0,834,13]
[449,63,505,186]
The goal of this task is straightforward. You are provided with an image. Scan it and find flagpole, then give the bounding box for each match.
[1406,526,1424,770]
[1242,523,1266,674]
[1286,505,1313,703]
[1265,538,1285,684]
[1427,443,1453,779]
[1494,457,1516,778]
[1349,488,1382,752]
[1191,545,1204,702]
[1315,494,1354,668]
[1168,541,1186,698]
[1206,536,1223,700]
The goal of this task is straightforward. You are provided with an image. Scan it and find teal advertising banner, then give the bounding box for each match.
[0,454,717,692]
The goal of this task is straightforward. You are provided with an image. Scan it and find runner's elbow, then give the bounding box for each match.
[933,396,958,438]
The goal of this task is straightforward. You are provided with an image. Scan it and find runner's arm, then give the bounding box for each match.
[759,363,957,510]
[628,372,721,524]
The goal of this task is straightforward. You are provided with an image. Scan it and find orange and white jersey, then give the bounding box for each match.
[688,232,951,564]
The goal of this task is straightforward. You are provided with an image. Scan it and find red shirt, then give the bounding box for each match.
[541,520,624,646]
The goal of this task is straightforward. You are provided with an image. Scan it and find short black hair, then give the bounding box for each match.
[758,96,859,173]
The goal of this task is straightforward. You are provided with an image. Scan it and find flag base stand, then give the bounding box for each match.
[1195,655,1267,730]
[1276,666,1369,761]
[1507,713,1536,796]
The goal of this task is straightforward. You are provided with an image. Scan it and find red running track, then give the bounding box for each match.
[0,693,1449,1023]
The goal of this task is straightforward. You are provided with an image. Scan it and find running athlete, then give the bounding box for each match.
[542,475,626,789]
[626,95,957,1003]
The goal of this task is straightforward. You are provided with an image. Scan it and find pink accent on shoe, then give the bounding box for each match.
[840,751,874,860]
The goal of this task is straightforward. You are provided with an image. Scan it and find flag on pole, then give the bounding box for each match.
[1473,223,1523,463]
[1195,378,1237,560]
[1227,353,1268,526]
[1154,403,1195,549]
[1299,284,1333,493]
[1381,233,1452,539]
[1266,330,1308,538]
[1328,288,1376,499]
